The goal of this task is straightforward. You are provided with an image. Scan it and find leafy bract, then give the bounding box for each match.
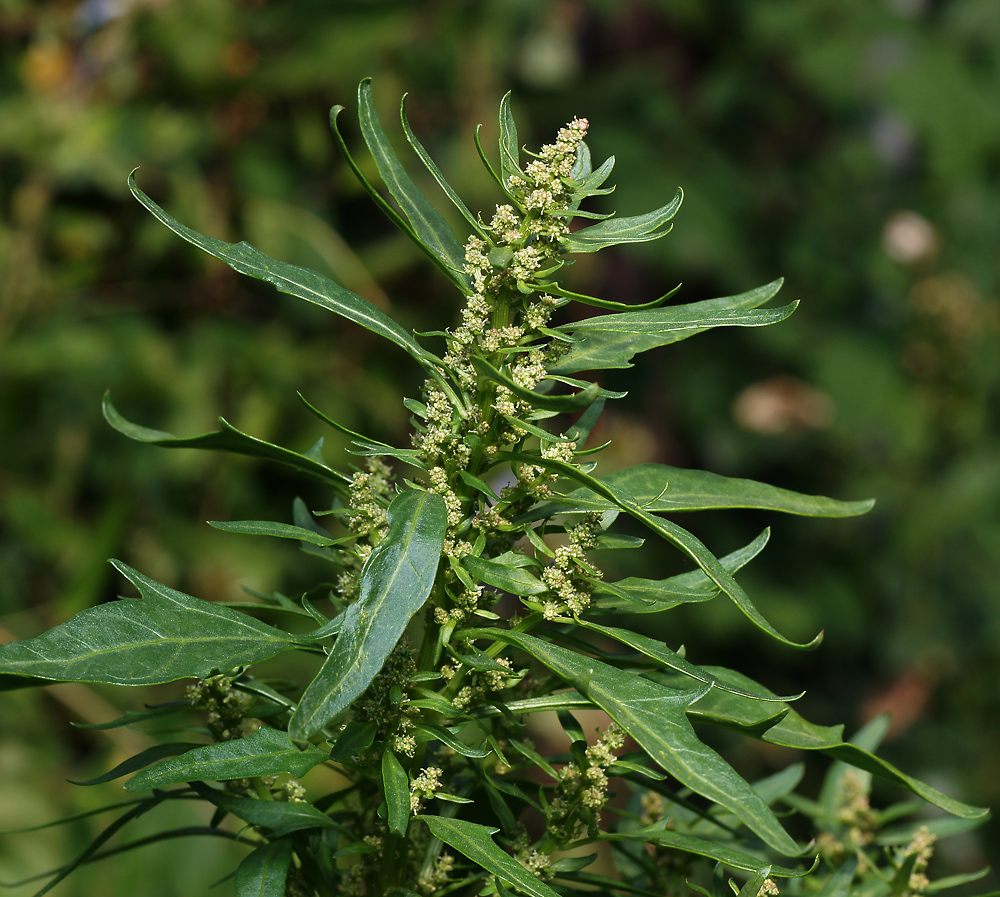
[128,171,430,366]
[191,783,341,837]
[550,279,788,373]
[208,520,340,546]
[103,393,346,488]
[418,816,561,897]
[461,628,799,856]
[235,840,293,897]
[0,562,304,687]
[559,188,683,253]
[382,750,410,835]
[290,490,448,739]
[124,726,328,791]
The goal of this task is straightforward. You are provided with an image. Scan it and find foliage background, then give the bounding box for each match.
[1,0,997,894]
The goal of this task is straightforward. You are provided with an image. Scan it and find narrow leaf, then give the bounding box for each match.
[129,171,429,365]
[68,743,203,786]
[124,727,328,791]
[461,555,547,596]
[544,463,873,518]
[208,520,338,546]
[400,94,485,238]
[498,92,522,189]
[472,356,600,411]
[0,561,303,687]
[104,393,345,487]
[418,816,561,897]
[357,80,469,287]
[560,189,682,253]
[190,782,342,838]
[290,490,448,738]
[235,840,293,897]
[382,750,410,836]
[550,279,787,373]
[462,628,799,855]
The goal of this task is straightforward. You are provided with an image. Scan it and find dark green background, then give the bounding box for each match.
[2,1,997,893]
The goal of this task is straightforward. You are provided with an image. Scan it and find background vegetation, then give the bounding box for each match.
[1,1,997,894]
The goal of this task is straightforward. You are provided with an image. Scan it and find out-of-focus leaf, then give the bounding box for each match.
[330,721,378,763]
[461,628,798,856]
[559,188,682,252]
[551,279,788,372]
[235,840,293,897]
[418,816,561,897]
[290,490,448,739]
[124,727,328,791]
[68,743,203,786]
[0,561,305,687]
[129,171,430,366]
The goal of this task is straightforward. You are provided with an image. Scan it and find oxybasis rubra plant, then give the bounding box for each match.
[0,82,989,897]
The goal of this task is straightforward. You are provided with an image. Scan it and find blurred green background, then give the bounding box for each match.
[1,0,997,893]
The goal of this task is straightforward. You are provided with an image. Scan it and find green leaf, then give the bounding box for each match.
[68,743,203,786]
[813,858,857,897]
[124,726,328,791]
[461,628,799,855]
[461,555,547,596]
[208,520,339,546]
[290,490,448,739]
[575,620,801,702]
[559,188,682,253]
[128,171,429,366]
[738,868,772,897]
[71,702,193,731]
[498,92,523,190]
[500,451,818,649]
[536,281,681,312]
[687,668,988,819]
[330,720,378,762]
[103,393,346,488]
[400,94,486,238]
[550,279,788,373]
[190,783,342,838]
[549,463,874,517]
[589,530,769,614]
[0,561,304,687]
[414,723,492,759]
[418,816,561,897]
[235,840,293,897]
[356,80,469,288]
[382,750,410,836]
[603,829,811,878]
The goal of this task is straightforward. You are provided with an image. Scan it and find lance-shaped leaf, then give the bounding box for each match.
[401,94,486,238]
[129,171,430,366]
[575,620,801,702]
[190,783,342,838]
[208,520,341,546]
[550,279,787,373]
[356,80,469,288]
[460,628,799,856]
[603,829,811,879]
[382,750,410,836]
[499,451,818,649]
[418,816,561,897]
[124,726,328,791]
[559,188,682,253]
[461,555,547,597]
[498,92,523,191]
[103,394,347,489]
[235,840,293,897]
[535,462,873,518]
[471,356,602,412]
[685,668,988,820]
[0,562,305,687]
[290,490,448,739]
[589,530,769,614]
